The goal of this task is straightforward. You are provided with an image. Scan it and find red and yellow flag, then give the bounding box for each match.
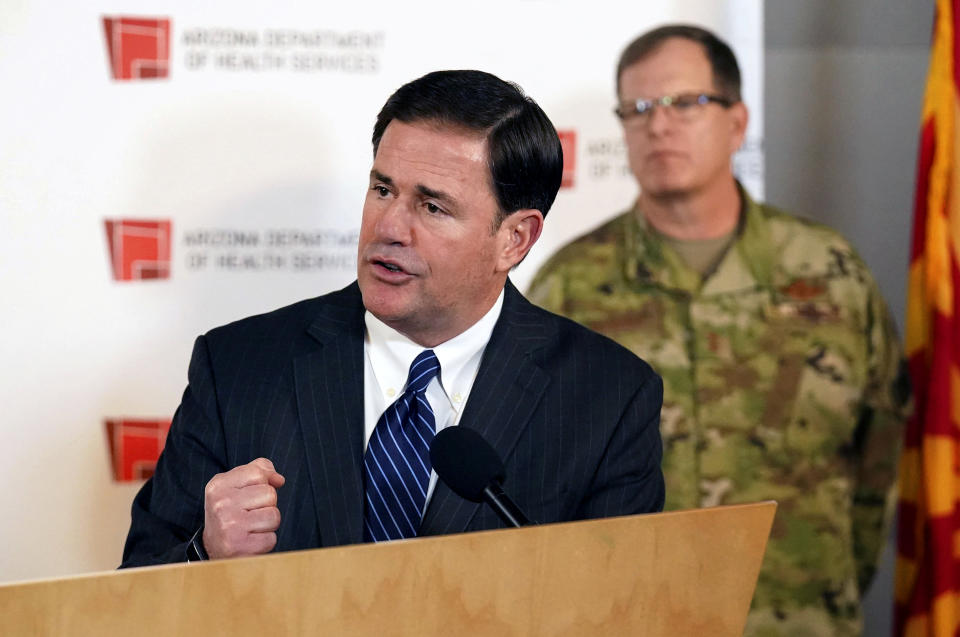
[896,1,960,635]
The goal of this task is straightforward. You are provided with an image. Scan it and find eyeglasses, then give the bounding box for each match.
[614,93,734,122]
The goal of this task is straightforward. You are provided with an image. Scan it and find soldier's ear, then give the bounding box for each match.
[728,102,748,153]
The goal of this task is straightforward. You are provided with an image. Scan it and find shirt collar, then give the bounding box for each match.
[364,290,505,398]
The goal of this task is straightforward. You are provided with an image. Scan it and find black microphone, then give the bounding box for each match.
[430,426,534,527]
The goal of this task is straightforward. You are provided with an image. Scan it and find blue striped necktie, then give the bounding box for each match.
[363,350,440,542]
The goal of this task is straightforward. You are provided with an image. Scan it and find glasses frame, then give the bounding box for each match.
[614,93,734,121]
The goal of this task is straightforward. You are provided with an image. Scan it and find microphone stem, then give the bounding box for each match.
[482,482,532,527]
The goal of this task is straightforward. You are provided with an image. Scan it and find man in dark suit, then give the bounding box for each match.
[121,70,664,567]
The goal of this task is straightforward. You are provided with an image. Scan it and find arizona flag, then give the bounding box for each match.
[896,0,960,635]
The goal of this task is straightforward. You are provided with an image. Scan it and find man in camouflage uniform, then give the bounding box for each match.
[527,25,910,636]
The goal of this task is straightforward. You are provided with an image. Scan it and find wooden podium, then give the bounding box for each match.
[0,502,775,636]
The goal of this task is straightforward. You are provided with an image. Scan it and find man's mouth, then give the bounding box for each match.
[647,149,683,160]
[375,260,406,274]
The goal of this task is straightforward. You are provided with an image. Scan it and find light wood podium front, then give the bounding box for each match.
[1,501,775,636]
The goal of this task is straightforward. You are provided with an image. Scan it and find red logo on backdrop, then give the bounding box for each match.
[557,130,576,188]
[104,219,172,281]
[102,16,171,80]
[105,418,172,481]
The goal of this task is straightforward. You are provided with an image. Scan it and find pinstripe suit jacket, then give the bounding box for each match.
[121,280,664,567]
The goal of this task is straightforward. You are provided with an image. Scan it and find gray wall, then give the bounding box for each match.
[764,2,934,635]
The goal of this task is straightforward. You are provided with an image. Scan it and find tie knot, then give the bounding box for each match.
[405,350,439,394]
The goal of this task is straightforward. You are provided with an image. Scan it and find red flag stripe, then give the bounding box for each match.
[911,118,936,263]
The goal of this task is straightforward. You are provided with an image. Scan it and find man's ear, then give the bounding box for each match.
[728,101,749,153]
[496,209,544,272]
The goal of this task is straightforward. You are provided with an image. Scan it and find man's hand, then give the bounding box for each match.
[202,458,286,559]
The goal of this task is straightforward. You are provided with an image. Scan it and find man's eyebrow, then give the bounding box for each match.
[370,170,457,206]
[416,184,456,205]
[370,170,394,186]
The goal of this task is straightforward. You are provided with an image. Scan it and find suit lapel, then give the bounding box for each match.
[421,280,552,535]
[294,283,366,546]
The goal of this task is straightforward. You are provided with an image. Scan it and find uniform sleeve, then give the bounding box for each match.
[851,279,912,594]
[120,335,229,567]
[525,255,570,315]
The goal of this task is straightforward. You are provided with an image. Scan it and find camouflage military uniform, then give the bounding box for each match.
[527,187,910,636]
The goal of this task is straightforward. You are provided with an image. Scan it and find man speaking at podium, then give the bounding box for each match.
[121,70,665,566]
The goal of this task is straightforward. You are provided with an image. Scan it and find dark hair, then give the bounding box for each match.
[616,25,741,102]
[372,70,563,226]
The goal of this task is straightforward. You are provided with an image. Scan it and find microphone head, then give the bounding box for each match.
[430,426,505,502]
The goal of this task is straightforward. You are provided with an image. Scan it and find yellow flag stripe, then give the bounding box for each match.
[923,434,959,516]
[932,589,960,636]
[924,0,955,317]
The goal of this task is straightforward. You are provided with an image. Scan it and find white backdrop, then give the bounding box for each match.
[0,0,762,582]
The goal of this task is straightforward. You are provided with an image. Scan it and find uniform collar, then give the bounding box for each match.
[625,181,776,295]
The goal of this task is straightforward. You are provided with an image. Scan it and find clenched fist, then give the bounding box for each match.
[202,458,286,559]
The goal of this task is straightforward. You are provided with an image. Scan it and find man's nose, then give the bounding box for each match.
[646,105,673,136]
[373,197,413,245]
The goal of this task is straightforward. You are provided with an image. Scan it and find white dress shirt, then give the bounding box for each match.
[363,290,504,512]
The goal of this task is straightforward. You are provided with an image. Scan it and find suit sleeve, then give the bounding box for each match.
[577,372,665,519]
[120,335,228,568]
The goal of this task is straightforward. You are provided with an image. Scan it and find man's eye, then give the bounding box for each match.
[373,185,390,196]
[425,202,443,214]
[673,96,699,110]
